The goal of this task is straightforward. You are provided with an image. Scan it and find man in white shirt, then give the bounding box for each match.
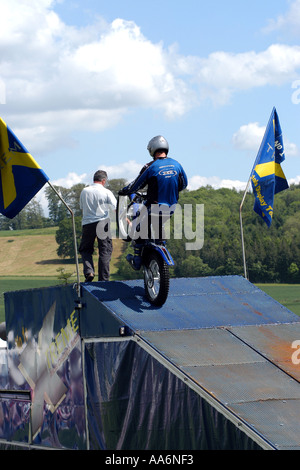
[79,170,117,282]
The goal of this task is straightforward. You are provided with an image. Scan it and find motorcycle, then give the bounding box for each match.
[117,192,174,306]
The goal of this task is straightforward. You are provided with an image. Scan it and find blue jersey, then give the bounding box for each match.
[123,157,188,206]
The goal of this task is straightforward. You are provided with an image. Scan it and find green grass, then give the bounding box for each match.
[256,284,300,316]
[0,227,58,237]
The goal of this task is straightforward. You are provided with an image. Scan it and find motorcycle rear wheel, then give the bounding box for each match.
[143,251,169,306]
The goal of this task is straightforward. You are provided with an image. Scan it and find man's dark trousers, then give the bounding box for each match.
[79,219,113,281]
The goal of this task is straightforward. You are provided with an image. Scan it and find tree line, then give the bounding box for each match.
[1,179,300,283]
[0,179,127,231]
[115,182,300,284]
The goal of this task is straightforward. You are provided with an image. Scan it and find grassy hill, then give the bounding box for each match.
[0,227,125,321]
[0,227,124,278]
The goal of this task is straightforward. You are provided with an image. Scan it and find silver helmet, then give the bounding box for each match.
[147,135,169,157]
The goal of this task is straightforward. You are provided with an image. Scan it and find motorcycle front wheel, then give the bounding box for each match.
[143,250,170,306]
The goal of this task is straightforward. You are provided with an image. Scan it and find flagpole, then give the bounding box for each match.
[47,181,81,299]
[239,109,275,281]
[239,176,251,280]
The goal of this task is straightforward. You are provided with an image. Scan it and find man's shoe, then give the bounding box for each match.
[85,273,95,282]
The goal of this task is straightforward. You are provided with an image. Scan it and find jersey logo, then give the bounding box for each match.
[159,169,178,177]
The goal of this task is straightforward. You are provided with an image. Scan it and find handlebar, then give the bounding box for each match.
[129,191,147,203]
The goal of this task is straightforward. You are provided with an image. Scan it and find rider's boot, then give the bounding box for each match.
[126,253,142,270]
[126,242,142,270]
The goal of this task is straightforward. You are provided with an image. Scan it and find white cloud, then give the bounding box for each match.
[285,141,300,157]
[1,0,300,156]
[52,171,89,188]
[47,167,249,202]
[49,161,249,194]
[289,175,300,185]
[184,44,300,105]
[9,108,126,155]
[35,170,89,215]
[264,0,300,36]
[51,160,143,188]
[232,122,265,152]
[0,2,193,153]
[188,173,300,193]
[37,162,300,217]
[187,175,247,192]
[232,121,300,157]
[99,160,143,182]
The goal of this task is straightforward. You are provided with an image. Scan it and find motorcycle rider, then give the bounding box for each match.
[118,135,188,269]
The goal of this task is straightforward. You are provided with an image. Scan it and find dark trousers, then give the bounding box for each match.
[134,206,172,241]
[79,219,113,281]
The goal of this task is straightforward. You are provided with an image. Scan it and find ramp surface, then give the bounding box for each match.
[81,275,300,450]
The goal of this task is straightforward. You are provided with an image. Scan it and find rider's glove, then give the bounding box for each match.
[118,187,129,196]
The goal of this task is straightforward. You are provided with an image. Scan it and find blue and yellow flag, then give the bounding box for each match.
[0,118,49,219]
[250,108,289,227]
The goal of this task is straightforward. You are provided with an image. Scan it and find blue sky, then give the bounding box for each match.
[1,0,300,207]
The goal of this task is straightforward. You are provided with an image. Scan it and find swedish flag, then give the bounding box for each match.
[250,108,289,227]
[0,118,49,219]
